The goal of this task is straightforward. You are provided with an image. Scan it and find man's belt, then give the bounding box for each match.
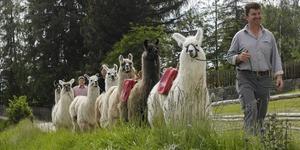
[238,70,271,76]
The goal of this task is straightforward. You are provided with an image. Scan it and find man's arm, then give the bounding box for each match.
[271,33,284,91]
[226,34,240,65]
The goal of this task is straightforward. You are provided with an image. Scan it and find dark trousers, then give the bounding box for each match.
[236,70,272,135]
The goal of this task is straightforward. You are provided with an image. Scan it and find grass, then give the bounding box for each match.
[0,119,288,150]
[0,119,8,132]
[213,97,300,115]
[1,92,300,149]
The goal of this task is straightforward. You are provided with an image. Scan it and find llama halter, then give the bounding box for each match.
[185,43,200,59]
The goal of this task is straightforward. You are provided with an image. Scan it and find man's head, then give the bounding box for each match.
[78,76,85,86]
[245,2,262,25]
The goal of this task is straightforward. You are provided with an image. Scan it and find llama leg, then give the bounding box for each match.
[72,116,79,132]
[118,101,128,122]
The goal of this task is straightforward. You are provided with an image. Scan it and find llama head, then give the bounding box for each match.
[84,74,99,88]
[103,64,119,81]
[143,39,160,61]
[172,28,205,61]
[118,53,135,74]
[59,78,75,93]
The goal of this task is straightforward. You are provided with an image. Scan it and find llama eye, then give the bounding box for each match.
[108,73,111,75]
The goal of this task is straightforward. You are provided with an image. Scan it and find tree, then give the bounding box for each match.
[82,0,188,68]
[262,0,300,62]
[103,26,173,71]
[0,0,28,104]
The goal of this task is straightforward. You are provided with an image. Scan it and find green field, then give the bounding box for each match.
[1,119,299,150]
[213,97,300,115]
[1,96,300,149]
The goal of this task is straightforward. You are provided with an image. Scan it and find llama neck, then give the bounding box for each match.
[86,87,100,106]
[55,91,60,103]
[117,72,135,95]
[141,56,160,89]
[59,91,74,108]
[177,57,207,89]
[105,79,118,91]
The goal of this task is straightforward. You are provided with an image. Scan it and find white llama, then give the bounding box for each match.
[52,78,75,129]
[69,74,100,131]
[106,54,135,127]
[95,64,119,127]
[147,28,211,127]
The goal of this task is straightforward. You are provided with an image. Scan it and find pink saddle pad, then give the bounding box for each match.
[158,68,178,94]
[120,79,137,102]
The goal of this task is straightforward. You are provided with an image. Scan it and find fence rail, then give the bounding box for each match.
[207,60,300,88]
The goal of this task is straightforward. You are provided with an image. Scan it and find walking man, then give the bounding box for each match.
[227,2,284,135]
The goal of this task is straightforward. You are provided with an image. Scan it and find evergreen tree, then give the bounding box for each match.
[0,0,28,104]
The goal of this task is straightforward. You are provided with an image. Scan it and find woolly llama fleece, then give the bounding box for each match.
[147,28,211,127]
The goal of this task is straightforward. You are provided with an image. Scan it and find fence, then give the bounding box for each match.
[207,60,300,88]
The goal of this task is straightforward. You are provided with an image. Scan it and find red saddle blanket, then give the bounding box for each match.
[120,79,137,102]
[158,67,178,94]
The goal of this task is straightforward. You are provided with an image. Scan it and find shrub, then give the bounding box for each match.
[6,96,33,124]
[261,113,291,150]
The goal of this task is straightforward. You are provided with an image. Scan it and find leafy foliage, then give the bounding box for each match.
[6,96,33,124]
[104,26,175,71]
[261,114,291,150]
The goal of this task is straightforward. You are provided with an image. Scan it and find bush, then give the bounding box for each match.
[261,114,291,150]
[6,96,33,124]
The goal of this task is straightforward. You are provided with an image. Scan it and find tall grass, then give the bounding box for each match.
[3,119,299,150]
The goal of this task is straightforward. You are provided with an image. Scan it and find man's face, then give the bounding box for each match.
[79,79,85,85]
[246,8,262,25]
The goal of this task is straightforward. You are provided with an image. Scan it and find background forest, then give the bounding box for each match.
[0,0,300,107]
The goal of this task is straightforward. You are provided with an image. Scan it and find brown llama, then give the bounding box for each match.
[122,39,160,125]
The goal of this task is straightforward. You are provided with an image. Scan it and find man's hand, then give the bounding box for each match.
[276,75,284,91]
[237,50,251,63]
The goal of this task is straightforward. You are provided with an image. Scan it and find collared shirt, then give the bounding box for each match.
[73,85,88,97]
[227,24,283,76]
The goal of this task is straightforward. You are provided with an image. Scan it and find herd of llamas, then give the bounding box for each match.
[51,28,211,131]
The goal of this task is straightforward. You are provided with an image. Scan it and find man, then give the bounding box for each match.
[227,2,284,135]
[73,76,88,97]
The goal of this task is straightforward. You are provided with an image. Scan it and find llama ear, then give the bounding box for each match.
[69,78,75,85]
[119,55,124,63]
[53,80,58,87]
[155,39,159,45]
[144,39,149,48]
[128,53,133,61]
[114,64,118,71]
[102,64,108,71]
[84,74,89,80]
[172,33,185,47]
[195,28,203,46]
[59,80,64,85]
[95,73,100,77]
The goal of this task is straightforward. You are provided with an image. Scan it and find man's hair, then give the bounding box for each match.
[78,76,85,80]
[245,2,261,16]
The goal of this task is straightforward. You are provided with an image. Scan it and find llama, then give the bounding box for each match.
[103,64,119,91]
[54,80,62,104]
[52,79,75,129]
[147,28,211,127]
[125,39,160,125]
[106,54,136,127]
[69,74,100,131]
[95,64,119,127]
